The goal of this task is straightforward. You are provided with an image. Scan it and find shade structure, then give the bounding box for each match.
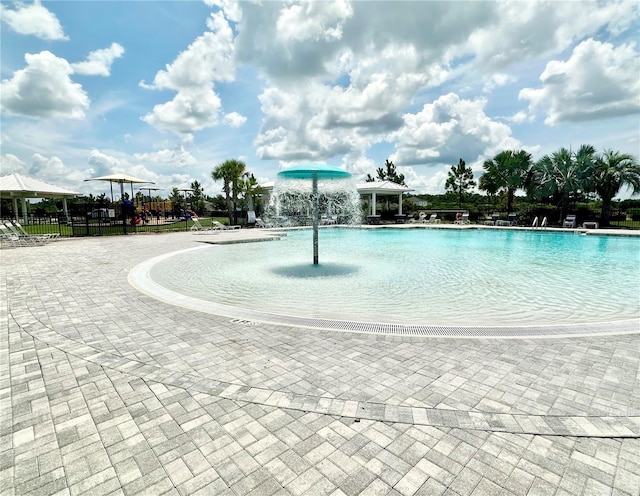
[277,164,351,180]
[356,180,413,217]
[86,173,154,203]
[0,173,80,224]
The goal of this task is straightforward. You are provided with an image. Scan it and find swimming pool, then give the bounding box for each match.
[138,228,640,334]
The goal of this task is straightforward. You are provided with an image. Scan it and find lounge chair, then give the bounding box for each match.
[425,213,441,224]
[3,221,49,244]
[255,217,266,228]
[0,224,38,246]
[212,220,241,230]
[563,215,577,228]
[12,220,59,240]
[507,213,517,226]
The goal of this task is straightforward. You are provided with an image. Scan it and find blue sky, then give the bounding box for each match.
[1,0,639,200]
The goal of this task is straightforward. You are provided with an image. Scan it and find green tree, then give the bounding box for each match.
[366,159,406,185]
[478,167,501,212]
[168,187,182,216]
[212,159,246,225]
[445,158,476,209]
[590,150,640,226]
[241,172,263,213]
[532,144,596,222]
[190,180,206,214]
[480,150,532,213]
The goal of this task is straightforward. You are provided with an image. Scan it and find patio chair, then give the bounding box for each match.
[507,213,517,226]
[0,224,37,246]
[425,213,441,224]
[212,220,241,230]
[12,220,59,240]
[3,221,49,244]
[255,217,267,228]
[563,214,577,228]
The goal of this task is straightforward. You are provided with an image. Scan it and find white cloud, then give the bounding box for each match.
[276,0,353,42]
[141,87,222,139]
[133,146,198,168]
[203,0,242,23]
[224,112,247,128]
[390,93,520,167]
[519,39,640,125]
[71,43,125,76]
[0,51,89,119]
[464,0,639,71]
[141,12,235,138]
[1,153,28,174]
[0,0,68,40]
[507,111,529,124]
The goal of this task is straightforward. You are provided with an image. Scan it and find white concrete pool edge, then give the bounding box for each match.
[128,245,640,339]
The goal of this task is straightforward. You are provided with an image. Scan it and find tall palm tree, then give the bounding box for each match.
[532,144,596,222]
[445,158,475,209]
[590,150,640,226]
[212,159,246,225]
[480,150,532,212]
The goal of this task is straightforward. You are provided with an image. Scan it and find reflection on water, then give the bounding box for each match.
[271,263,359,278]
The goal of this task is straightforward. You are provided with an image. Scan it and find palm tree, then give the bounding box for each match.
[478,166,500,212]
[590,150,640,226]
[445,158,476,209]
[532,144,596,222]
[212,159,246,225]
[480,150,532,213]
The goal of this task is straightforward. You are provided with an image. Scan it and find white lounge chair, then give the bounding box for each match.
[255,217,266,228]
[425,213,441,224]
[212,220,241,230]
[3,221,49,244]
[12,220,58,240]
[563,215,577,228]
[0,224,38,246]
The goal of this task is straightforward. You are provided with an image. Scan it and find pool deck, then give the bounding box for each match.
[2,230,639,496]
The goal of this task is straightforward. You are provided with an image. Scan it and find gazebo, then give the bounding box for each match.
[357,181,413,222]
[0,173,80,224]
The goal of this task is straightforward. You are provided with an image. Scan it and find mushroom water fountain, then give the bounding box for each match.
[270,164,360,265]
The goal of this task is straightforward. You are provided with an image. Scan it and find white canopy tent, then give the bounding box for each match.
[0,173,80,224]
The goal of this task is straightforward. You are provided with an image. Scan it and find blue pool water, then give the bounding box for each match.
[150,228,640,326]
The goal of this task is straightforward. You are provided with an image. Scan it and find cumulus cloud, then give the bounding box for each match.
[276,0,353,42]
[519,39,640,125]
[71,43,125,76]
[133,146,198,168]
[0,0,68,40]
[390,93,520,166]
[203,0,242,23]
[1,154,28,174]
[1,51,89,118]
[464,0,639,71]
[224,112,247,128]
[141,87,222,139]
[140,12,234,138]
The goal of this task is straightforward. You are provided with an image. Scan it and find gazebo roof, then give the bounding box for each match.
[0,173,80,199]
[356,180,413,194]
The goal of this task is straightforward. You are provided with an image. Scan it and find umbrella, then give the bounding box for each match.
[85,174,154,202]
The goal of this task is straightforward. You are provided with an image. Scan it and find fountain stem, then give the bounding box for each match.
[312,172,319,265]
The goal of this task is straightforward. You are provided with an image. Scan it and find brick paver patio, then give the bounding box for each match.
[1,230,639,495]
